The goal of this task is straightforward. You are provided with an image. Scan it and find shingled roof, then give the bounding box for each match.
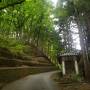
[59,52,79,56]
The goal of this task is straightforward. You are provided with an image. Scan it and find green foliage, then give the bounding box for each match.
[70,73,83,82]
[55,6,69,18]
[0,34,24,54]
[0,0,25,10]
[0,0,62,66]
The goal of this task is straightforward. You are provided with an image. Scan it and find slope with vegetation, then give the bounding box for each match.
[0,0,90,83]
[0,0,61,67]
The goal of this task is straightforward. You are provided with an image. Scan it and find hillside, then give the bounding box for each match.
[0,44,52,67]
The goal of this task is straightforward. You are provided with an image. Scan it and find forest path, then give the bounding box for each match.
[1,71,59,90]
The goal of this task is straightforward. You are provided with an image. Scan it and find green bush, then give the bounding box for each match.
[71,73,83,82]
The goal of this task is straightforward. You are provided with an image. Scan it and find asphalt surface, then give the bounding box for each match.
[2,71,59,90]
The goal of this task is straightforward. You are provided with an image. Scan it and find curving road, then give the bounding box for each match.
[2,71,59,90]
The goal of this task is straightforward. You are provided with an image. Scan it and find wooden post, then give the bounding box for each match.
[62,57,66,75]
[74,56,79,74]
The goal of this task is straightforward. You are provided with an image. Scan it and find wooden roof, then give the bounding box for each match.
[59,52,79,57]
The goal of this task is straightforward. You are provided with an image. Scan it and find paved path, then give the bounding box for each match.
[2,71,59,90]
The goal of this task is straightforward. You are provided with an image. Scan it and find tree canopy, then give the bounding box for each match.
[0,0,25,10]
[0,0,90,80]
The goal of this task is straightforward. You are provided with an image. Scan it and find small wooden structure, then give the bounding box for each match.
[58,52,80,75]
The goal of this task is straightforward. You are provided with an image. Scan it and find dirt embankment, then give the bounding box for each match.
[0,46,52,67]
